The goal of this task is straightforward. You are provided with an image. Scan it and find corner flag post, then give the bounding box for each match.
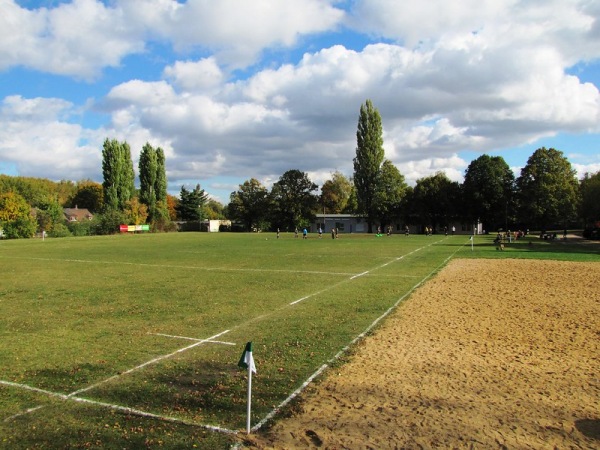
[238,342,256,434]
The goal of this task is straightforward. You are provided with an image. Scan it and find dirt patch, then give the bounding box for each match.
[244,259,600,449]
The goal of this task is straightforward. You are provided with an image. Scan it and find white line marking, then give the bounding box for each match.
[69,329,231,397]
[350,271,369,280]
[286,240,437,306]
[253,239,466,432]
[0,255,354,277]
[148,333,235,345]
[0,379,237,434]
[3,405,46,422]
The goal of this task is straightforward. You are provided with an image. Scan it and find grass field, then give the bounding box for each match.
[0,231,598,449]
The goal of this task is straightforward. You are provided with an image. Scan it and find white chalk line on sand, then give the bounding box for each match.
[252,238,470,432]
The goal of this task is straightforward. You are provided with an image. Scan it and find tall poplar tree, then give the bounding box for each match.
[139,143,158,215]
[139,143,169,225]
[353,99,384,233]
[102,138,135,211]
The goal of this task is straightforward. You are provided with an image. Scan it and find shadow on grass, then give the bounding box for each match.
[457,236,600,259]
[24,362,112,392]
[2,402,233,449]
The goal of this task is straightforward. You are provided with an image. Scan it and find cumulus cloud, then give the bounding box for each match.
[0,95,101,179]
[0,0,599,200]
[0,0,344,78]
[0,0,145,79]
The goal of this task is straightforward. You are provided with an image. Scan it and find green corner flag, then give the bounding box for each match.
[238,341,257,373]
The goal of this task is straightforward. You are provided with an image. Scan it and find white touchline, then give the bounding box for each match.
[0,255,354,277]
[69,329,231,397]
[253,238,467,432]
[287,238,440,306]
[0,379,237,434]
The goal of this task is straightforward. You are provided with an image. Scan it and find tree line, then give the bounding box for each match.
[1,100,599,238]
[0,139,222,238]
[228,100,599,235]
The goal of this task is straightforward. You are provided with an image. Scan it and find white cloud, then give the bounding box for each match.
[0,0,344,78]
[0,0,145,79]
[1,0,599,197]
[163,57,224,93]
[162,0,344,67]
[0,95,101,179]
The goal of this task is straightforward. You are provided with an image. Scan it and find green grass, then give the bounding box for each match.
[0,232,598,449]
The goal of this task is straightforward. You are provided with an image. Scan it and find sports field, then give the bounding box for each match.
[0,231,596,448]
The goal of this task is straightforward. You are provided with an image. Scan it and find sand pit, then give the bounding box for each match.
[244,258,600,449]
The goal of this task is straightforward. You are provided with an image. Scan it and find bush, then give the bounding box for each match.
[68,220,94,236]
[49,223,72,238]
[93,209,127,235]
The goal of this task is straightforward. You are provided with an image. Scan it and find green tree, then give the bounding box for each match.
[0,175,76,208]
[462,155,515,231]
[176,184,208,221]
[139,143,158,216]
[36,199,65,234]
[124,197,149,225]
[102,138,135,211]
[69,180,104,212]
[373,160,408,228]
[516,147,579,229]
[0,192,37,238]
[203,199,226,220]
[270,169,318,231]
[413,172,461,232]
[353,99,385,233]
[320,171,353,214]
[228,178,271,231]
[578,171,600,228]
[138,143,169,225]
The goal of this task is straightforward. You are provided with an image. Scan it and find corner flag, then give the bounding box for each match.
[239,341,256,434]
[238,342,256,374]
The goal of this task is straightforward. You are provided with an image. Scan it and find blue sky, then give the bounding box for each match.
[1,0,599,203]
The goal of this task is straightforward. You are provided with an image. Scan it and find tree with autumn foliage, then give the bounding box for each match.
[0,192,37,238]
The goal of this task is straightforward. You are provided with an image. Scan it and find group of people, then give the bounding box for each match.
[424,225,456,236]
[291,227,339,239]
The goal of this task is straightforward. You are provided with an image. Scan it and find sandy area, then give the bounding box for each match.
[243,258,600,449]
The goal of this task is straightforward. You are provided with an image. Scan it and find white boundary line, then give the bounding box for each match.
[69,329,231,397]
[0,255,355,277]
[288,240,433,306]
[2,329,237,432]
[252,239,468,432]
[2,236,461,435]
[0,379,237,434]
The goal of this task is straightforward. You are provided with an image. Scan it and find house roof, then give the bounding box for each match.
[63,207,93,221]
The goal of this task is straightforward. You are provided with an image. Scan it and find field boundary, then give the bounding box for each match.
[1,234,471,440]
[250,237,468,432]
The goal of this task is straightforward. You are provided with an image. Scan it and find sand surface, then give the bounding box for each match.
[243,258,600,449]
